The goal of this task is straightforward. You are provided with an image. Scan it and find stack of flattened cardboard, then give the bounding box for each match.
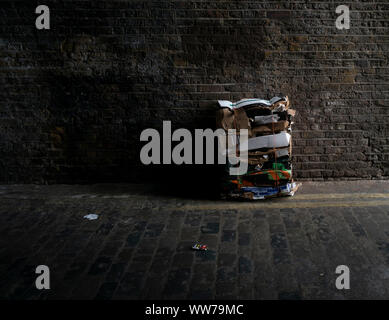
[216,96,301,200]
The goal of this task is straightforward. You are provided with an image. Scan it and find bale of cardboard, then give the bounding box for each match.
[216,96,300,200]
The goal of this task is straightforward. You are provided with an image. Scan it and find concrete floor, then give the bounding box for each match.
[0,180,389,299]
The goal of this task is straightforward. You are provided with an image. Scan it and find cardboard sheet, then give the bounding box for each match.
[246,132,291,151]
[218,96,286,110]
[216,108,250,132]
[240,182,299,200]
[251,121,289,136]
[253,114,280,125]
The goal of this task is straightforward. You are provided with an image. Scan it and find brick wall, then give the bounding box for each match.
[1,0,389,183]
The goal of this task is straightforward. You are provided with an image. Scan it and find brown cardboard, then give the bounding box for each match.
[234,108,250,132]
[216,108,250,131]
[216,108,234,131]
[287,109,296,117]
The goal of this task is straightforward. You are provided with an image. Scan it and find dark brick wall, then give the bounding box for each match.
[1,0,389,183]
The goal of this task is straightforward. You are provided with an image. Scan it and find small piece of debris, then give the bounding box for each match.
[83,214,99,220]
[192,243,208,251]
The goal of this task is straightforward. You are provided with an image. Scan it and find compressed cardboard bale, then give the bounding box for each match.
[217,95,298,201]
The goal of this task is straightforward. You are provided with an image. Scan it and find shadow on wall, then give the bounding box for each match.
[41,71,221,199]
